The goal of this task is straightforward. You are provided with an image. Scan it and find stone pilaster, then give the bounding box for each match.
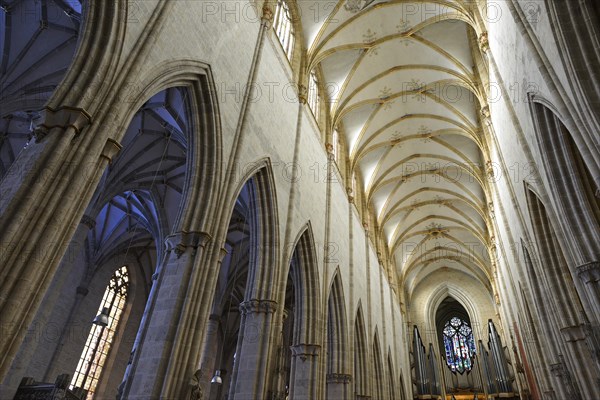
[124,232,211,400]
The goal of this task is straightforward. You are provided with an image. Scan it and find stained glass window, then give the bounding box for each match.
[71,266,129,398]
[273,0,295,60]
[442,317,476,374]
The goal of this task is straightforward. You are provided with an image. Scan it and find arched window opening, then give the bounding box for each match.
[273,0,295,60]
[332,129,339,161]
[308,70,320,122]
[442,316,476,374]
[71,266,130,398]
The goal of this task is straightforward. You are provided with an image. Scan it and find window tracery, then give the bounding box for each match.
[273,0,295,60]
[442,316,476,374]
[71,266,129,398]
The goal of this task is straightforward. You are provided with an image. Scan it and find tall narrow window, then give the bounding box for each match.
[442,317,476,374]
[273,0,295,60]
[308,70,320,121]
[71,266,130,398]
[332,129,339,161]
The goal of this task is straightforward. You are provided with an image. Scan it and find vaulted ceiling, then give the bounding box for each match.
[298,0,493,296]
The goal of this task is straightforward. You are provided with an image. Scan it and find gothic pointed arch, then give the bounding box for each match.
[288,222,321,345]
[354,301,369,397]
[386,350,396,400]
[224,161,280,301]
[524,185,597,397]
[435,297,476,375]
[529,98,600,273]
[372,329,385,399]
[326,268,350,396]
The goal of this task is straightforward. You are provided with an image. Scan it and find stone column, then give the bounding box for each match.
[288,344,320,399]
[326,373,352,399]
[197,314,221,398]
[270,309,290,400]
[230,299,278,400]
[0,211,94,397]
[577,262,600,318]
[550,354,582,400]
[124,231,211,400]
[0,108,98,382]
[577,262,600,373]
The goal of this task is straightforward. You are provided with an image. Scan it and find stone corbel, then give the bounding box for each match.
[165,231,212,258]
[325,142,334,154]
[32,106,92,142]
[347,187,354,203]
[261,3,274,24]
[479,31,490,54]
[298,83,308,105]
[101,138,122,164]
[218,247,229,262]
[480,105,492,127]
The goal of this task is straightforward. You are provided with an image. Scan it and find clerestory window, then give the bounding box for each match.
[273,0,295,60]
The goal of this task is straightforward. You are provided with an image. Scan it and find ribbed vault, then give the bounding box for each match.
[0,0,83,179]
[299,0,493,295]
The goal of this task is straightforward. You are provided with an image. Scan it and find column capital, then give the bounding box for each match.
[101,138,122,164]
[239,299,278,315]
[218,247,229,262]
[165,231,212,258]
[290,344,320,361]
[326,373,352,384]
[577,261,600,283]
[560,324,586,342]
[32,106,92,142]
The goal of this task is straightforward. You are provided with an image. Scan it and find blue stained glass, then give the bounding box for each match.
[442,317,476,374]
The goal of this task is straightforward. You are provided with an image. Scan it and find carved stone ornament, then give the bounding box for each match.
[344,0,363,13]
[479,31,490,53]
[165,231,212,258]
[326,373,352,384]
[290,344,321,361]
[577,261,600,284]
[31,106,92,142]
[189,369,204,400]
[239,299,278,315]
